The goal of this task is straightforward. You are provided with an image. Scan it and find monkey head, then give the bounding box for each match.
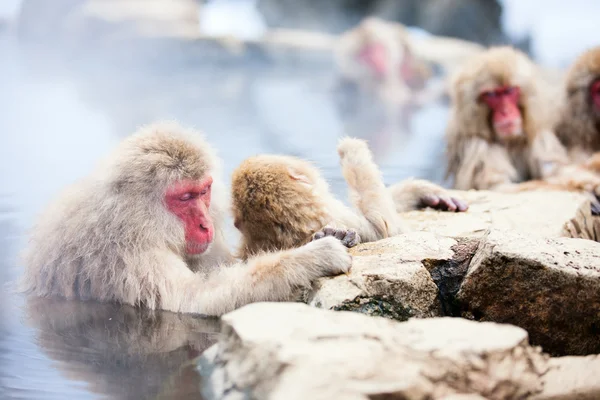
[107,122,218,257]
[450,46,545,145]
[231,155,329,256]
[560,46,600,147]
[336,17,430,90]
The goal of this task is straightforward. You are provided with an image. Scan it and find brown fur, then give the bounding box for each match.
[556,46,600,157]
[232,137,462,258]
[445,46,579,191]
[19,121,351,316]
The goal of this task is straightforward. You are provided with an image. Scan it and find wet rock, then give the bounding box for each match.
[305,232,456,320]
[457,229,600,356]
[401,190,597,241]
[197,302,548,400]
[534,355,600,400]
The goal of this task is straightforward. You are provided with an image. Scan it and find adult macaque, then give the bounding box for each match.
[445,46,600,197]
[334,17,432,105]
[556,46,600,164]
[19,122,352,316]
[231,137,467,258]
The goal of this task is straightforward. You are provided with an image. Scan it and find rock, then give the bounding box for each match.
[457,229,600,356]
[401,190,597,241]
[198,302,548,400]
[306,232,455,320]
[534,355,600,400]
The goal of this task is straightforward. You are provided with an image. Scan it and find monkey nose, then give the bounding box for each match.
[199,223,208,231]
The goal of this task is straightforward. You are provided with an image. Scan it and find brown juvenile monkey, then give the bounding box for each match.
[334,17,432,105]
[445,46,600,196]
[19,122,352,316]
[231,137,467,258]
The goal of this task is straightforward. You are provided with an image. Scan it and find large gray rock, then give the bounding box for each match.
[457,229,600,356]
[401,190,598,241]
[306,232,455,320]
[197,302,548,400]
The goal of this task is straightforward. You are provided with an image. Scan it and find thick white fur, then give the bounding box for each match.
[19,121,351,316]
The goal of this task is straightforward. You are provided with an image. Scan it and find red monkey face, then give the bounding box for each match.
[480,86,523,140]
[590,79,600,111]
[357,42,388,78]
[165,177,214,255]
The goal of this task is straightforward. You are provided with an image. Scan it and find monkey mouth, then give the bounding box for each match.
[495,122,523,138]
[186,242,211,255]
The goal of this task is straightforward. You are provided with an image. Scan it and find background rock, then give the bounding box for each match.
[401,190,597,241]
[458,229,600,356]
[198,302,548,400]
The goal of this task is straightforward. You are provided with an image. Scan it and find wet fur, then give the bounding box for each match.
[19,121,351,316]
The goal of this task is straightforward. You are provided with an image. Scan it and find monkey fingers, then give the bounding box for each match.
[312,226,361,248]
[420,194,468,212]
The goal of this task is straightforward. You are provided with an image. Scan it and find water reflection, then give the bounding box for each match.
[19,298,218,400]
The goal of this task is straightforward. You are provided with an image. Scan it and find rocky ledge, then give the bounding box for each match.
[306,190,600,357]
[197,190,600,399]
[197,303,600,400]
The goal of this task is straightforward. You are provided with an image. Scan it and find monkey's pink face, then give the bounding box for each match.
[165,177,214,255]
[480,85,523,140]
[590,79,600,111]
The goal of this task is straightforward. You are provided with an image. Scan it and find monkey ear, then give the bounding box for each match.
[287,167,312,187]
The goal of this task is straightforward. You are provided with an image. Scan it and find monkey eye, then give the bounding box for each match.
[179,192,199,201]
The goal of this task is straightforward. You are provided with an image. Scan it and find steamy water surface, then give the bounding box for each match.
[0,32,447,399]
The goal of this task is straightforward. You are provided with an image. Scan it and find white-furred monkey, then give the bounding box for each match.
[445,46,600,200]
[19,122,352,316]
[334,17,432,105]
[231,137,467,259]
[556,46,600,164]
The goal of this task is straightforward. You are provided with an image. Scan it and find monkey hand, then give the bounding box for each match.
[312,225,361,248]
[420,192,469,212]
[303,236,353,277]
[389,179,469,213]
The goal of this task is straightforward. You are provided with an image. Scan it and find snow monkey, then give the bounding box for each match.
[19,122,352,316]
[334,17,432,105]
[556,46,600,168]
[231,137,467,259]
[445,46,600,198]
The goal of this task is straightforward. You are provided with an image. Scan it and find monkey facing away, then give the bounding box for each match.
[19,122,352,316]
[445,46,600,197]
[231,137,467,259]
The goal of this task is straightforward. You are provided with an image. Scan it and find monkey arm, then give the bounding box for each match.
[336,137,405,240]
[450,137,519,191]
[157,237,351,316]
